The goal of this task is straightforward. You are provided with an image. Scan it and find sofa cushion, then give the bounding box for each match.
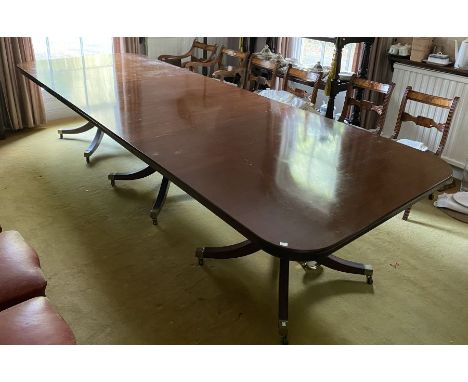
[0,297,75,344]
[0,231,47,310]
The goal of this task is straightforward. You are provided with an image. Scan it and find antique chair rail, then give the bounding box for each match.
[390,86,459,220]
[339,75,395,135]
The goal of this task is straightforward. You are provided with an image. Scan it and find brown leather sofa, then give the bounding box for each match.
[0,226,75,344]
[0,230,47,310]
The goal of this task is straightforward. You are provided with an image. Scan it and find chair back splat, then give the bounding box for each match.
[158,38,219,76]
[391,86,459,156]
[245,56,280,91]
[283,65,324,106]
[212,47,250,88]
[339,75,395,134]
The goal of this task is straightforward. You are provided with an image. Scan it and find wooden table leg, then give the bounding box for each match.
[108,165,156,187]
[278,258,289,345]
[319,254,373,284]
[57,121,94,139]
[84,128,104,163]
[195,240,259,265]
[150,177,170,225]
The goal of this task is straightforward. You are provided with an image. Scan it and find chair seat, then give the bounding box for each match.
[0,231,47,310]
[0,297,75,344]
[257,89,318,113]
[396,138,428,151]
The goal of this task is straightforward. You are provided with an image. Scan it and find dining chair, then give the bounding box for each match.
[212,47,250,88]
[391,86,459,220]
[339,75,395,134]
[282,64,324,106]
[255,64,324,114]
[245,56,280,91]
[158,38,218,75]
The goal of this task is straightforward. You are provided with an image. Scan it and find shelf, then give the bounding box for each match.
[388,55,468,78]
[306,37,375,47]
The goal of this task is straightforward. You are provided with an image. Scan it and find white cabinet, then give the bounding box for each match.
[382,63,468,170]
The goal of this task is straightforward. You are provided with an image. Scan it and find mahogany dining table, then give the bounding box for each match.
[18,53,452,344]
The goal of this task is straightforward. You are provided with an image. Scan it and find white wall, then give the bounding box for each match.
[147,37,196,59]
[146,37,229,60]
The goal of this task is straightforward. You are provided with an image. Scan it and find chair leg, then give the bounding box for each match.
[402,207,411,221]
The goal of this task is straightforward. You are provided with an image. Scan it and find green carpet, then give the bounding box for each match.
[1,118,467,344]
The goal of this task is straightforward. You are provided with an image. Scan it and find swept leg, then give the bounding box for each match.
[58,121,94,139]
[319,254,373,285]
[108,165,156,187]
[195,240,259,265]
[278,258,290,345]
[84,128,104,163]
[150,177,170,225]
[402,207,411,221]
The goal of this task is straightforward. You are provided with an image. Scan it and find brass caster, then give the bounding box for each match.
[195,248,204,266]
[299,260,321,271]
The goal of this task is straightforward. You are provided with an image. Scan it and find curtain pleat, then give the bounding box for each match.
[362,38,394,130]
[0,85,11,138]
[113,37,144,54]
[0,37,46,132]
[367,38,393,84]
[277,37,297,58]
[352,43,364,73]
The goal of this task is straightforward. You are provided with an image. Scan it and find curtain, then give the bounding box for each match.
[362,37,394,130]
[367,38,393,84]
[0,37,46,133]
[0,85,10,139]
[266,38,278,53]
[276,38,301,89]
[277,37,300,58]
[113,37,146,55]
[352,43,364,73]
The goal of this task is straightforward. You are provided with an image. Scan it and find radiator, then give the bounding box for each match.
[382,63,468,169]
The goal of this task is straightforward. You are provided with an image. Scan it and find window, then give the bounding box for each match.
[32,37,113,60]
[31,37,114,120]
[290,38,357,72]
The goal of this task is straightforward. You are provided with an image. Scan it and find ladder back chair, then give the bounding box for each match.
[339,75,395,134]
[158,39,219,75]
[212,47,250,88]
[283,65,324,106]
[245,56,280,91]
[391,86,459,220]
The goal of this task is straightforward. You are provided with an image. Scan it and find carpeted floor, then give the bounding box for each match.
[1,118,467,344]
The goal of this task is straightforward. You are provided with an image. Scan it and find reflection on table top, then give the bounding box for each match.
[18,53,452,257]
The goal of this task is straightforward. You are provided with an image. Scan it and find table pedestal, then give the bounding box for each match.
[195,239,373,344]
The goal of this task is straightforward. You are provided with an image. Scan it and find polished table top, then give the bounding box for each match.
[18,54,452,259]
